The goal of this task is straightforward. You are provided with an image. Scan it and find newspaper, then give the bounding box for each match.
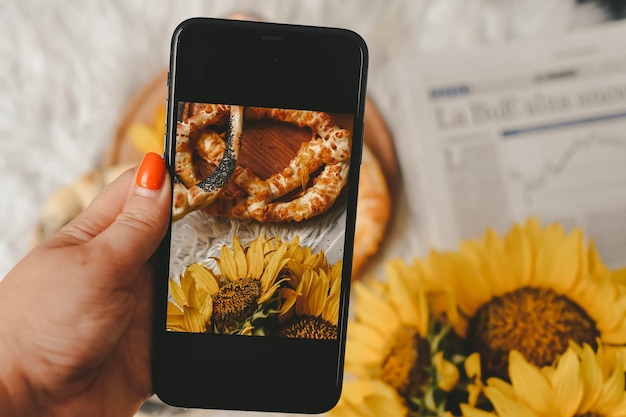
[394,21,626,269]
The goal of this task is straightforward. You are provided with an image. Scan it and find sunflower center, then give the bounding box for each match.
[278,315,338,340]
[380,326,431,400]
[468,287,599,380]
[212,278,262,333]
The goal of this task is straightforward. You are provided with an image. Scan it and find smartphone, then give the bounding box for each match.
[151,18,368,413]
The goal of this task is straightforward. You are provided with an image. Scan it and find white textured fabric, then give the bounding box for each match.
[0,0,608,278]
[169,207,345,280]
[0,1,610,415]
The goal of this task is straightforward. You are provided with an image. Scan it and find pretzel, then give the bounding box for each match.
[172,105,243,220]
[174,105,352,223]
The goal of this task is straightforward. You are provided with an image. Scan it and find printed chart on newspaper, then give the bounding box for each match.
[398,22,626,269]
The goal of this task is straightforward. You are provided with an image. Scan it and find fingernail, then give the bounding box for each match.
[136,153,166,191]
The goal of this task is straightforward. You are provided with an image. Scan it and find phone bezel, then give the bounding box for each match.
[152,17,368,413]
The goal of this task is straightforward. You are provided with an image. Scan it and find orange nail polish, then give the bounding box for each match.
[136,152,166,190]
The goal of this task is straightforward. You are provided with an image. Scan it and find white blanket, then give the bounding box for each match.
[0,0,613,416]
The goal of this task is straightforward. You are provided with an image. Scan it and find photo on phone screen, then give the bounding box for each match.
[165,102,354,339]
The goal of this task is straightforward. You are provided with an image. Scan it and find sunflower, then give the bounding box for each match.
[460,342,626,417]
[335,258,461,416]
[277,260,342,339]
[210,236,291,334]
[167,263,219,332]
[435,218,626,381]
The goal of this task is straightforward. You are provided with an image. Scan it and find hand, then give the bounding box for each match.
[0,153,170,417]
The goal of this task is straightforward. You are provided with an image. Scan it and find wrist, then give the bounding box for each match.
[0,283,38,416]
[0,361,36,417]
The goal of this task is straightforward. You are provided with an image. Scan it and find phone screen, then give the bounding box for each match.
[165,102,354,339]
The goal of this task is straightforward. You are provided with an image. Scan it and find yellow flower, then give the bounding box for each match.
[343,258,460,415]
[211,236,291,334]
[278,260,342,339]
[166,263,219,332]
[461,343,626,417]
[436,218,626,381]
[274,236,343,339]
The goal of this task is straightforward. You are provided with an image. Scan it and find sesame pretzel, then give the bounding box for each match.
[172,105,243,220]
[173,105,351,222]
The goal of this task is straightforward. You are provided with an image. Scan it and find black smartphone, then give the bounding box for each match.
[151,18,368,413]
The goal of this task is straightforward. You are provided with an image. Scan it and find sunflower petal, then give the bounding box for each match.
[465,352,481,379]
[460,404,498,417]
[183,307,206,333]
[508,350,554,415]
[218,243,238,282]
[483,228,515,295]
[344,341,381,375]
[447,253,492,317]
[485,385,537,417]
[578,343,604,413]
[534,225,567,289]
[353,282,400,337]
[323,297,340,325]
[168,278,187,308]
[416,289,429,338]
[279,287,298,315]
[347,322,386,353]
[551,348,584,417]
[588,240,609,276]
[246,237,266,279]
[387,265,420,326]
[181,269,194,297]
[186,279,199,309]
[167,300,183,316]
[594,292,626,343]
[552,230,583,294]
[486,377,517,400]
[504,223,532,287]
[260,244,290,293]
[187,263,219,295]
[595,357,625,414]
[199,291,213,323]
[307,270,328,317]
[165,315,186,331]
[605,394,626,417]
[232,237,248,278]
[612,267,626,287]
[368,380,407,415]
[433,351,460,392]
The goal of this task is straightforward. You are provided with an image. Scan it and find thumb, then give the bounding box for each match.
[89,152,170,276]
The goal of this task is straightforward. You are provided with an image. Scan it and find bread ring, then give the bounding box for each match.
[172,105,243,221]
